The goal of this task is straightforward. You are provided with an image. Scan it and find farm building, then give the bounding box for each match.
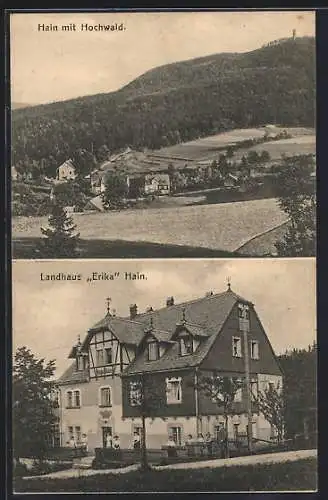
[56,159,77,182]
[55,285,283,452]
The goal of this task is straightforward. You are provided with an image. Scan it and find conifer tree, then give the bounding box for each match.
[38,201,80,257]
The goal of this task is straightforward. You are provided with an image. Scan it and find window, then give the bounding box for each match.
[238,304,250,320]
[77,355,86,371]
[68,426,74,440]
[66,391,73,408]
[214,425,225,441]
[129,381,142,406]
[250,340,259,360]
[74,390,81,407]
[166,377,182,404]
[100,387,112,407]
[105,348,113,364]
[232,337,242,358]
[96,349,104,366]
[148,342,159,361]
[268,381,275,392]
[233,423,240,440]
[169,426,182,445]
[180,336,193,356]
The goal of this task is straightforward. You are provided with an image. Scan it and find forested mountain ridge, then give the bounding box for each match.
[11,36,315,179]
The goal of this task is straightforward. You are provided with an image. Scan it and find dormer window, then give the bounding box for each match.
[147,342,159,361]
[76,354,87,371]
[180,336,193,356]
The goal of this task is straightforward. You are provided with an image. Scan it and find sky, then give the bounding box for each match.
[13,258,316,377]
[10,10,315,105]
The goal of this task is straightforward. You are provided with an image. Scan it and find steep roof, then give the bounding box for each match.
[57,363,89,385]
[122,289,250,374]
[58,288,251,383]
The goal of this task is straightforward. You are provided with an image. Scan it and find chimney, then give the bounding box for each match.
[166,296,174,307]
[205,291,213,297]
[129,304,138,319]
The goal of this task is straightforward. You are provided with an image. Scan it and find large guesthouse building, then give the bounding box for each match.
[56,286,283,452]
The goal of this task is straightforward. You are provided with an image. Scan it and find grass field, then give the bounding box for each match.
[151,127,315,161]
[14,457,317,493]
[233,134,315,162]
[12,198,288,257]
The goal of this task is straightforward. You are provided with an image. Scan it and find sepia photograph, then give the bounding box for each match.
[10,10,316,259]
[12,258,317,492]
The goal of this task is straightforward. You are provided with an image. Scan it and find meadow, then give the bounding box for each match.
[151,126,315,162]
[12,198,287,257]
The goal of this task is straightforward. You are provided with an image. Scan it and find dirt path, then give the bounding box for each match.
[155,448,317,470]
[23,449,316,480]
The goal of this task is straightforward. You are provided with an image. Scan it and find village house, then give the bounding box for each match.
[56,159,77,182]
[144,173,170,195]
[55,285,283,452]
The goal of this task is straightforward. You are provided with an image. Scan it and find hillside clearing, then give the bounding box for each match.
[151,127,315,161]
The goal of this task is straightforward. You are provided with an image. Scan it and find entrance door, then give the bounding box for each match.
[102,426,113,448]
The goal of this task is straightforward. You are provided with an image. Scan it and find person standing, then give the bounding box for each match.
[185,434,194,457]
[166,435,177,458]
[69,435,77,457]
[113,435,120,450]
[81,433,88,455]
[217,424,227,458]
[105,432,112,449]
[205,432,213,457]
[133,431,141,450]
[197,433,205,456]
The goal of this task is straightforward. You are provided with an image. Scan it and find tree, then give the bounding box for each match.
[272,155,316,256]
[101,172,129,210]
[278,344,317,441]
[38,201,80,257]
[127,373,161,471]
[253,383,285,444]
[260,150,271,162]
[218,154,229,177]
[246,150,260,165]
[240,155,250,177]
[196,374,244,458]
[52,181,89,211]
[13,347,57,462]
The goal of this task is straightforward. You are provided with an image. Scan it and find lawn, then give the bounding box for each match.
[12,198,288,258]
[14,457,317,493]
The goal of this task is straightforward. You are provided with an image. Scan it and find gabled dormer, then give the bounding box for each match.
[142,317,176,362]
[173,308,210,357]
[68,336,89,372]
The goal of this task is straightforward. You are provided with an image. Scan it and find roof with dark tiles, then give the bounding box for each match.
[58,288,251,383]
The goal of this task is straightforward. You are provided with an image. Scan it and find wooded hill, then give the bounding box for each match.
[12,37,315,179]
